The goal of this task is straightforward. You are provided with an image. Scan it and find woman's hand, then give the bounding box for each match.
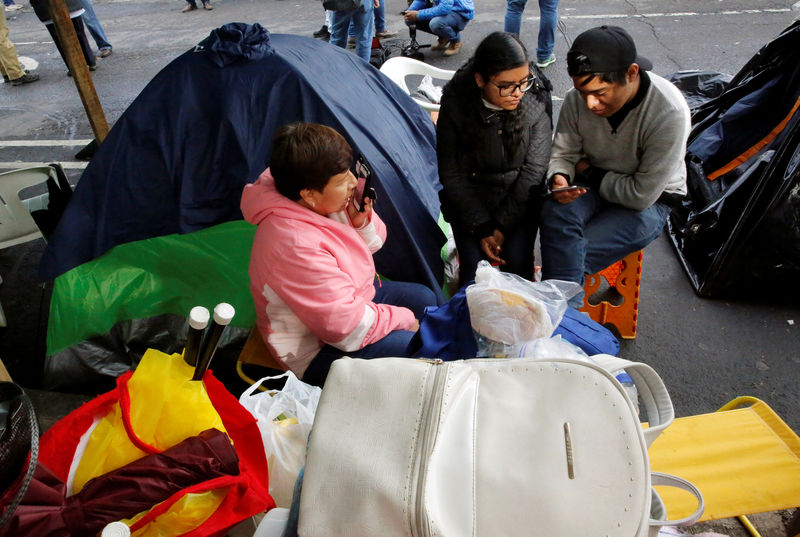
[410,319,420,332]
[480,230,506,265]
[347,195,373,228]
[551,173,587,204]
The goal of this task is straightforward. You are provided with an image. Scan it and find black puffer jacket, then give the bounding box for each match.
[436,62,553,238]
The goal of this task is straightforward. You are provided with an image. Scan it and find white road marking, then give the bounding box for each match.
[554,8,790,20]
[0,162,88,169]
[0,140,93,147]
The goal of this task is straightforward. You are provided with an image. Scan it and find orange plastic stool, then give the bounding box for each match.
[580,250,643,339]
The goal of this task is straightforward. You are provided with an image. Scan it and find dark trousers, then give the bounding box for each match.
[45,17,96,70]
[451,200,541,288]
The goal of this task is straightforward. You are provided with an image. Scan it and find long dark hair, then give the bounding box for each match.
[443,32,540,157]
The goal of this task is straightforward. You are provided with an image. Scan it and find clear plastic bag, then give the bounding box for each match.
[465,261,582,357]
[239,372,321,508]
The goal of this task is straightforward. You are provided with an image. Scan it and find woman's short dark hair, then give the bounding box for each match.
[472,32,529,81]
[270,122,353,200]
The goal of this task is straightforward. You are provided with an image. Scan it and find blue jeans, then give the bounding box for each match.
[301,279,439,386]
[504,0,558,61]
[539,189,671,307]
[80,0,111,51]
[330,3,374,62]
[412,11,469,43]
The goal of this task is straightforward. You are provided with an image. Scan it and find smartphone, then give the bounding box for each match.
[551,185,590,194]
[354,156,377,212]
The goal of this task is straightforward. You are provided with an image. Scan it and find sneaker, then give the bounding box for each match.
[443,40,462,56]
[535,54,556,68]
[99,47,112,58]
[313,24,330,38]
[10,72,39,86]
[430,37,449,51]
[5,3,22,11]
[202,1,212,9]
[375,29,397,39]
[181,3,197,12]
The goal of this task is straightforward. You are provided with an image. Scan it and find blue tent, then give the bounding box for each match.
[39,23,446,362]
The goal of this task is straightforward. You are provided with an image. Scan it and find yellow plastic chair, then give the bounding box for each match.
[649,397,800,536]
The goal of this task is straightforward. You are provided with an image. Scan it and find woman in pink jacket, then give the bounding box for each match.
[242,122,439,386]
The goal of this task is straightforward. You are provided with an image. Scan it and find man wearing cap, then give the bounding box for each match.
[538,25,690,307]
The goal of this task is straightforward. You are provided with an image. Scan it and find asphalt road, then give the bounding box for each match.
[1,0,798,429]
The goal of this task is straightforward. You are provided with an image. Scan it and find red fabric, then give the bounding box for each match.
[35,367,274,537]
[0,430,241,537]
[38,377,124,481]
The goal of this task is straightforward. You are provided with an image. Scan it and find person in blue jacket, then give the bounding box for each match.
[403,0,473,56]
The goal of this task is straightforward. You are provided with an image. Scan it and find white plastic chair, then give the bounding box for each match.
[380,56,455,112]
[0,165,56,327]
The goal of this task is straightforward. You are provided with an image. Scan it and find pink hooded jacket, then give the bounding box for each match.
[241,169,417,378]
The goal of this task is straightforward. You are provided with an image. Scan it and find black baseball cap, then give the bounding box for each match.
[567,25,653,76]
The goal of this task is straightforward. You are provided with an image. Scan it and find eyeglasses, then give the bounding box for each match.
[491,72,538,97]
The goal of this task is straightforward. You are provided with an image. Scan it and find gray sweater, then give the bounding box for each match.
[548,72,691,211]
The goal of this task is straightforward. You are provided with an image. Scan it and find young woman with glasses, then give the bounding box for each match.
[437,31,553,286]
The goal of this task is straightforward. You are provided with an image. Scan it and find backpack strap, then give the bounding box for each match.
[649,472,705,527]
[590,355,675,447]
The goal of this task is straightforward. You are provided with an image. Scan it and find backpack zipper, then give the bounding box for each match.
[412,359,446,537]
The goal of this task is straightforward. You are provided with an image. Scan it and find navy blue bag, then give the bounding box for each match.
[411,285,619,359]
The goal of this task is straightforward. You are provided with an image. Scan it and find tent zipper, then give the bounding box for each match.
[412,359,446,537]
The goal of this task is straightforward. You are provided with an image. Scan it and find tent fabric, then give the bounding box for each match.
[667,20,800,297]
[39,24,447,355]
[46,221,256,356]
[40,24,445,291]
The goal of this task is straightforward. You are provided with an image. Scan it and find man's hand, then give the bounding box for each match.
[480,229,506,265]
[410,319,420,332]
[403,10,418,22]
[550,174,587,204]
[374,0,379,9]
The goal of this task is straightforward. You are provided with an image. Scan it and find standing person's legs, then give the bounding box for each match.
[374,0,385,33]
[503,0,527,36]
[536,0,558,64]
[329,10,354,49]
[79,0,112,54]
[351,2,373,61]
[72,17,96,68]
[0,8,25,80]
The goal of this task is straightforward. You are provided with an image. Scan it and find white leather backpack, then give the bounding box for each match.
[299,355,704,537]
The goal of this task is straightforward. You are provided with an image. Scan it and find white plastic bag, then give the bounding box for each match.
[412,74,443,104]
[239,372,321,507]
[466,261,582,357]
